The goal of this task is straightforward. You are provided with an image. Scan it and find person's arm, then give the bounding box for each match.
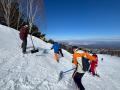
[51,45,54,50]
[72,54,78,66]
[72,66,77,78]
[84,53,96,61]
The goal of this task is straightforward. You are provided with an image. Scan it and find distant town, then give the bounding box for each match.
[58,40,120,57]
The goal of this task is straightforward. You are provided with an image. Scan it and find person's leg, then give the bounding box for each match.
[94,67,97,75]
[22,40,24,53]
[59,49,64,57]
[91,65,95,75]
[78,73,85,90]
[89,65,92,73]
[54,53,59,62]
[74,72,85,90]
[22,38,27,53]
[21,42,23,48]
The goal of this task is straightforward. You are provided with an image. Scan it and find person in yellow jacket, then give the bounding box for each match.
[72,46,96,90]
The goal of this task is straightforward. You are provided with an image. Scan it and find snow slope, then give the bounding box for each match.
[0,24,120,90]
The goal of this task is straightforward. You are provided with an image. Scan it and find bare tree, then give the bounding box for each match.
[27,0,38,33]
[0,0,12,26]
[38,0,47,32]
[19,0,45,32]
[16,0,25,30]
[0,0,21,28]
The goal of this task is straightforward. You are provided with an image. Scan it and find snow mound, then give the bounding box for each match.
[0,24,120,90]
[0,24,75,90]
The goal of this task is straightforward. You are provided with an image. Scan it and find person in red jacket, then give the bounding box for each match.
[89,53,98,76]
[19,24,29,54]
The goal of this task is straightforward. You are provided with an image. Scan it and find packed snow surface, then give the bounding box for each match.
[0,24,120,90]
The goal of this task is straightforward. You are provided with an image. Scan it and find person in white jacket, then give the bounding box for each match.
[72,46,95,90]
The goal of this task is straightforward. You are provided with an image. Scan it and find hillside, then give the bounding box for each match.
[0,24,120,90]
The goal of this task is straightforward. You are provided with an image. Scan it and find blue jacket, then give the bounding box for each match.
[51,42,60,53]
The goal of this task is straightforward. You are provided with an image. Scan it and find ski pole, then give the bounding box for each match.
[62,68,76,74]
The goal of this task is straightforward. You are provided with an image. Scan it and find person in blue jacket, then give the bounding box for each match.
[51,42,63,62]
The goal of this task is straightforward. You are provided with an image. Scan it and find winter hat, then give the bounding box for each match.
[72,46,78,49]
[25,25,28,27]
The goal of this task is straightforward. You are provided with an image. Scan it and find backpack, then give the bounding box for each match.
[82,57,90,71]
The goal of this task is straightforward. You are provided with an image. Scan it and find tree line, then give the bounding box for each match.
[0,0,54,43]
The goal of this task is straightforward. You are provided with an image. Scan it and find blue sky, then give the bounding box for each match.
[42,0,120,40]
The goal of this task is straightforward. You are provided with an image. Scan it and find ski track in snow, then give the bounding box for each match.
[0,24,120,90]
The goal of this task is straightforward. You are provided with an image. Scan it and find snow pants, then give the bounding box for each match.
[73,72,85,90]
[22,38,27,53]
[59,49,64,57]
[54,53,59,62]
[90,62,97,75]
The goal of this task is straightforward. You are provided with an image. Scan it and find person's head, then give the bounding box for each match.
[72,46,78,52]
[83,49,88,53]
[79,48,82,50]
[92,53,97,58]
[53,42,58,44]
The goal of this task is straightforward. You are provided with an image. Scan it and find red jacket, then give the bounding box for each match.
[19,26,29,40]
[90,54,98,69]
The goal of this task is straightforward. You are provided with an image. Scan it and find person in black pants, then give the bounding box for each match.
[72,46,85,90]
[19,24,29,54]
[72,46,96,90]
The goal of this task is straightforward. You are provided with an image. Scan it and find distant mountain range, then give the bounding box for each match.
[58,40,120,49]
